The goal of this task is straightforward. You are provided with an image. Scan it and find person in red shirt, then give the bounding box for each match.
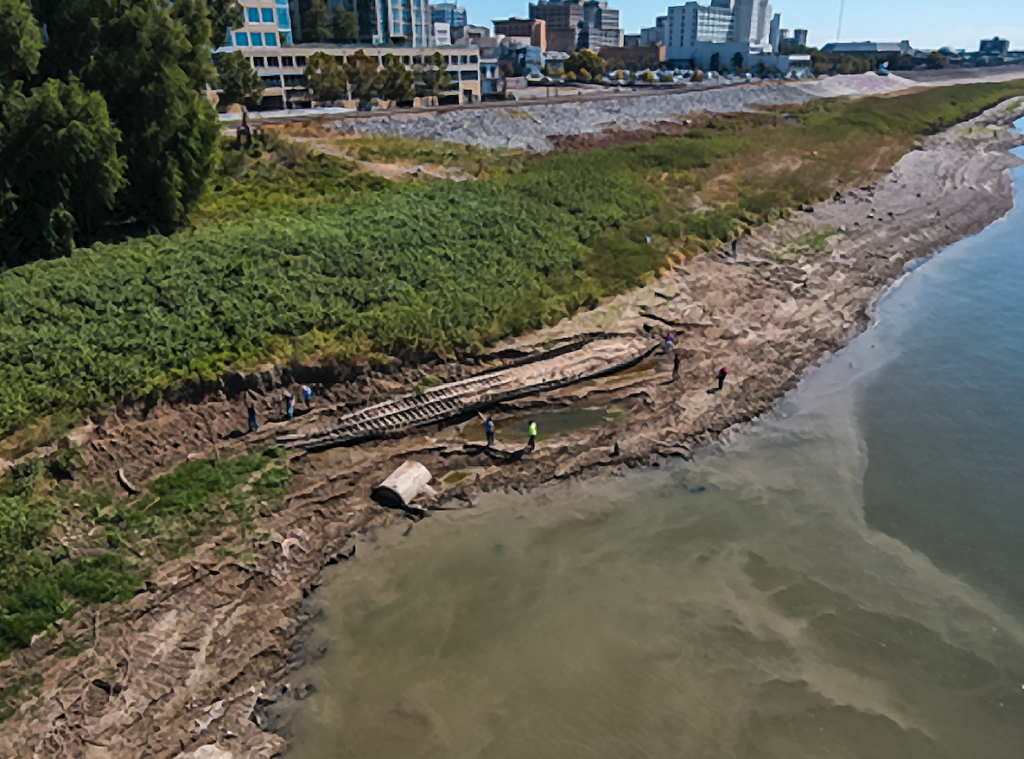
[708,367,728,394]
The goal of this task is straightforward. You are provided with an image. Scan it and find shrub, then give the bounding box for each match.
[0,80,1022,440]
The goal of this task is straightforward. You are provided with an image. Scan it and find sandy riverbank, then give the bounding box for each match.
[0,100,1022,759]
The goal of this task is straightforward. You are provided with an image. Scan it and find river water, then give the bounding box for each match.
[284,129,1024,758]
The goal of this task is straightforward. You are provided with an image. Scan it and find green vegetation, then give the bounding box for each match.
[208,0,244,47]
[305,50,348,104]
[330,5,358,44]
[1,82,1023,445]
[414,52,453,99]
[326,134,522,175]
[215,50,265,110]
[564,49,606,79]
[301,0,331,43]
[196,132,389,225]
[1,0,220,265]
[0,449,290,659]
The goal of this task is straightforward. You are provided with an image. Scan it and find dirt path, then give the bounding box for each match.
[0,100,1022,759]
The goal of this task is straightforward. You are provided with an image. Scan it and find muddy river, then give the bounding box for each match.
[280,130,1024,757]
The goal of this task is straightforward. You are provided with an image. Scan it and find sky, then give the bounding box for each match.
[456,0,1022,51]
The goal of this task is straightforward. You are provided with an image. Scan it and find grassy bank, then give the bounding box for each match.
[0,449,290,661]
[0,80,1022,445]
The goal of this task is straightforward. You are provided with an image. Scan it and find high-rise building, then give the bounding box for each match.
[665,0,776,66]
[529,0,622,53]
[288,0,431,46]
[640,16,667,46]
[433,21,451,45]
[229,0,294,49]
[579,1,620,49]
[493,18,548,51]
[769,13,780,52]
[779,27,807,49]
[431,2,467,28]
[361,0,433,45]
[979,37,1010,56]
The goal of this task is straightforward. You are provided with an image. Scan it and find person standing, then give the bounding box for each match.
[673,353,682,382]
[731,238,738,256]
[301,385,313,408]
[284,391,295,420]
[527,420,538,451]
[664,332,675,354]
[485,417,495,447]
[716,366,728,391]
[247,402,259,433]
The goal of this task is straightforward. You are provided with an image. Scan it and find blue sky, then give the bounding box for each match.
[457,0,1022,51]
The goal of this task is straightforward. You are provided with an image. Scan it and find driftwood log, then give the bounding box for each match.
[116,469,139,496]
[371,461,436,510]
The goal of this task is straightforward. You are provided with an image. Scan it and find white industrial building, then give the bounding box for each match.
[639,15,667,46]
[665,0,784,69]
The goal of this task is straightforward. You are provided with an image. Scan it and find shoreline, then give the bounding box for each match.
[1,101,1022,759]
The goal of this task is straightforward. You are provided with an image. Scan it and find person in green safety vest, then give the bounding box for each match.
[528,420,538,451]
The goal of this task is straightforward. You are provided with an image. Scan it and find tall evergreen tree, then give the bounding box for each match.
[414,52,451,98]
[375,54,413,102]
[34,0,220,227]
[215,50,265,109]
[208,0,243,47]
[171,0,217,90]
[343,49,379,102]
[304,50,347,103]
[0,0,124,265]
[0,0,43,85]
[302,0,330,43]
[0,78,125,265]
[330,5,357,43]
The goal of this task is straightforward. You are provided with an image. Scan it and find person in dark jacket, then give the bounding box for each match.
[673,353,682,382]
[247,403,259,433]
[485,418,495,447]
[717,366,728,390]
[284,391,295,420]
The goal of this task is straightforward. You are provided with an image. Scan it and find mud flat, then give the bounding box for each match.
[0,100,1022,759]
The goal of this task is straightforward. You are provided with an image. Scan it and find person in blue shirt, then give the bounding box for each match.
[284,391,295,420]
[485,418,495,446]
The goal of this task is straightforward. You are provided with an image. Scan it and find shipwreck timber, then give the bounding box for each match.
[277,336,658,451]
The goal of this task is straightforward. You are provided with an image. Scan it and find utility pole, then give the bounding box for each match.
[836,0,845,41]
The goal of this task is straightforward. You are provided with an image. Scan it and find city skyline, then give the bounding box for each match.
[454,0,1022,51]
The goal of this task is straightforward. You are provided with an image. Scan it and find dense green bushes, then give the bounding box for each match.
[0,81,1022,440]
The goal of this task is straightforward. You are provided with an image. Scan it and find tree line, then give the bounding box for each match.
[0,0,455,265]
[303,50,453,104]
[216,46,455,110]
[0,0,234,267]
